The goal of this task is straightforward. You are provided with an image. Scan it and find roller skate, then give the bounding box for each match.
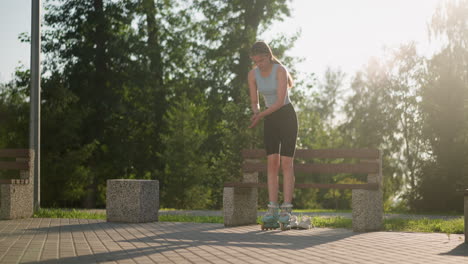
[297,215,313,229]
[260,202,279,230]
[278,203,297,231]
[288,214,299,229]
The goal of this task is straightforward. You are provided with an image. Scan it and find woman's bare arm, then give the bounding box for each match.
[248,70,260,114]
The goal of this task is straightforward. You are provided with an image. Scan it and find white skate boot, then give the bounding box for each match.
[297,215,313,229]
[279,203,297,231]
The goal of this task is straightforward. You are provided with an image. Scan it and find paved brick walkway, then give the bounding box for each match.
[0,218,466,264]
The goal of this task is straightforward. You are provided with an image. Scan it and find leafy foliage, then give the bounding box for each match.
[1,0,467,212]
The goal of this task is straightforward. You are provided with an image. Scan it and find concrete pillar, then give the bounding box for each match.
[0,183,34,219]
[0,151,35,220]
[464,190,468,244]
[106,179,159,223]
[223,171,258,227]
[352,189,383,232]
[223,186,258,226]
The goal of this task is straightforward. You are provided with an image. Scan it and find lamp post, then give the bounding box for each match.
[30,0,41,211]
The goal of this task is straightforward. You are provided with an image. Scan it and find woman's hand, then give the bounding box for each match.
[249,113,263,128]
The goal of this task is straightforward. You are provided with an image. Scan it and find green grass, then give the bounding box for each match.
[262,208,463,216]
[33,208,224,223]
[385,210,463,216]
[255,215,353,229]
[159,215,223,223]
[308,216,464,234]
[384,217,464,234]
[312,216,353,229]
[33,208,106,219]
[33,208,464,234]
[256,215,464,234]
[259,208,352,213]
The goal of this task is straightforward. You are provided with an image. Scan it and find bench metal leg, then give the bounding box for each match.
[352,189,383,232]
[223,187,257,227]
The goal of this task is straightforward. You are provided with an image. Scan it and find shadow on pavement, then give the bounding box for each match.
[440,242,468,256]
[19,221,357,264]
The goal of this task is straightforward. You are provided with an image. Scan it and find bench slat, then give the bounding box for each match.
[243,162,379,174]
[224,182,378,190]
[242,149,380,159]
[0,149,31,158]
[0,161,30,170]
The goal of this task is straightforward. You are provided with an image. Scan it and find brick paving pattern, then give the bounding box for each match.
[0,218,466,263]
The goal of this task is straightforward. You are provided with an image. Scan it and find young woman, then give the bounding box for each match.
[248,41,298,230]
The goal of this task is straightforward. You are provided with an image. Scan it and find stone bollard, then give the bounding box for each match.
[0,150,35,220]
[352,189,383,232]
[106,179,159,223]
[223,169,258,227]
[0,183,34,219]
[465,189,468,244]
[223,186,258,226]
[352,159,383,232]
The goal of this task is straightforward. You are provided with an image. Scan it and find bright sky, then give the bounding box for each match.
[262,0,443,80]
[0,0,30,83]
[0,0,443,83]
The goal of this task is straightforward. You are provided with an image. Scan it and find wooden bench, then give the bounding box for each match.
[0,149,34,219]
[223,149,383,232]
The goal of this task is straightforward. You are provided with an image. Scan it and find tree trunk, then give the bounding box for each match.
[142,0,166,174]
[142,0,164,86]
[84,0,107,209]
[231,0,266,103]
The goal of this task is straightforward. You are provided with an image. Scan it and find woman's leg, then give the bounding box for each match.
[281,156,295,203]
[278,104,297,203]
[267,154,280,203]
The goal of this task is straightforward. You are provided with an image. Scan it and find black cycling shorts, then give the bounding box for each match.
[263,103,298,157]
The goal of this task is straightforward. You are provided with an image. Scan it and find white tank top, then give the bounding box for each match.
[255,64,291,107]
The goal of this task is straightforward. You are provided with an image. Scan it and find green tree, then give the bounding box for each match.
[41,0,138,207]
[0,70,30,149]
[187,0,294,207]
[383,44,428,210]
[414,0,468,211]
[340,57,402,209]
[157,94,213,209]
[35,0,297,209]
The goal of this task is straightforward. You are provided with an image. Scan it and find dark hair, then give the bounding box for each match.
[250,41,294,88]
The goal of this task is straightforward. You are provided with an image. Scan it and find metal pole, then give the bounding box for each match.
[30,0,41,211]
